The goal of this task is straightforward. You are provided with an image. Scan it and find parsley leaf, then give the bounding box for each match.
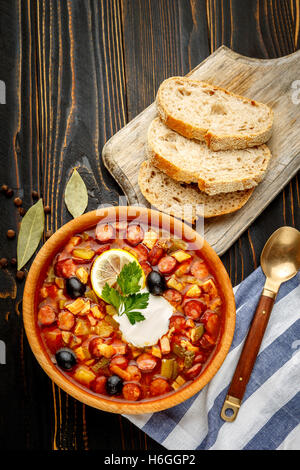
[122,292,149,313]
[101,283,122,310]
[117,261,143,295]
[126,311,146,325]
[100,262,149,325]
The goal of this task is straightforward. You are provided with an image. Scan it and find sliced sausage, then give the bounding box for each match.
[199,333,216,350]
[131,244,148,262]
[126,365,142,382]
[201,311,220,339]
[38,305,56,326]
[92,376,107,394]
[140,261,152,277]
[95,224,114,243]
[190,260,209,279]
[58,311,75,331]
[158,255,177,274]
[110,355,129,370]
[122,383,141,401]
[46,285,58,299]
[163,289,182,306]
[126,224,144,246]
[148,244,164,265]
[55,258,76,278]
[194,352,208,364]
[150,378,171,397]
[136,353,157,372]
[95,244,111,255]
[42,327,63,353]
[184,300,205,320]
[89,337,103,357]
[185,363,202,379]
[169,315,186,332]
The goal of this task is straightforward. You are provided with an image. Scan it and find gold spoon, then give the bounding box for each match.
[221,226,300,422]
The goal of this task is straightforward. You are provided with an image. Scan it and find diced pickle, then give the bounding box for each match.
[85,289,99,303]
[106,305,117,316]
[191,324,204,342]
[172,343,195,369]
[171,360,179,380]
[183,351,195,370]
[105,314,119,329]
[72,248,95,260]
[91,357,110,374]
[45,265,55,283]
[171,343,186,359]
[161,358,175,379]
[167,239,188,254]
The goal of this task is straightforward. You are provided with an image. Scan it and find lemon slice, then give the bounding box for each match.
[90,248,146,298]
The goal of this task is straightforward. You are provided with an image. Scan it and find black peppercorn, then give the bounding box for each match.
[0,258,8,268]
[32,190,39,199]
[10,257,17,266]
[16,271,25,282]
[44,205,51,214]
[7,229,16,239]
[18,207,26,216]
[14,197,23,207]
[1,184,8,194]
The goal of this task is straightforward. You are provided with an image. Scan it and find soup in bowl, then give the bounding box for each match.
[23,207,235,414]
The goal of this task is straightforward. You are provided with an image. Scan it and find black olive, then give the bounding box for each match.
[106,375,123,395]
[55,348,77,370]
[146,270,167,295]
[66,276,86,298]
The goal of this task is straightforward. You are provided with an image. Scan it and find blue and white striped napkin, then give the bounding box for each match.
[125,267,300,450]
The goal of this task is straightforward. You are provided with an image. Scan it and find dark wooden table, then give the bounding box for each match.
[0,0,299,451]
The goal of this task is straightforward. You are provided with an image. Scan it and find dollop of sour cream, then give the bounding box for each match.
[113,289,174,348]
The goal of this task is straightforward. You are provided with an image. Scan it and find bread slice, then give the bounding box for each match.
[156,77,273,151]
[147,118,271,195]
[138,160,254,223]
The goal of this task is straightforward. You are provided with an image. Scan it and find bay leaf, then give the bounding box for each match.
[17,198,45,270]
[64,169,88,218]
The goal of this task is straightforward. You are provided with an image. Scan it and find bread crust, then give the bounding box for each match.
[156,77,274,151]
[138,161,254,221]
[147,118,272,195]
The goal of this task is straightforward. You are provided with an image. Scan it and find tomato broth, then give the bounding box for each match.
[37,220,224,402]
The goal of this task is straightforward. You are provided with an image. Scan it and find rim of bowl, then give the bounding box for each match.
[23,206,236,414]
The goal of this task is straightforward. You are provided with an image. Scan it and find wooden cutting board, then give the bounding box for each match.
[102,46,300,255]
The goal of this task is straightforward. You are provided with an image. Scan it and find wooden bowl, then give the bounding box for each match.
[23,206,235,414]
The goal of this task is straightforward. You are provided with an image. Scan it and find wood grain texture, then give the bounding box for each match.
[0,0,299,451]
[103,45,300,254]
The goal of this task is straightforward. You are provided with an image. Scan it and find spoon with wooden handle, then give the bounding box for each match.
[221,226,300,422]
